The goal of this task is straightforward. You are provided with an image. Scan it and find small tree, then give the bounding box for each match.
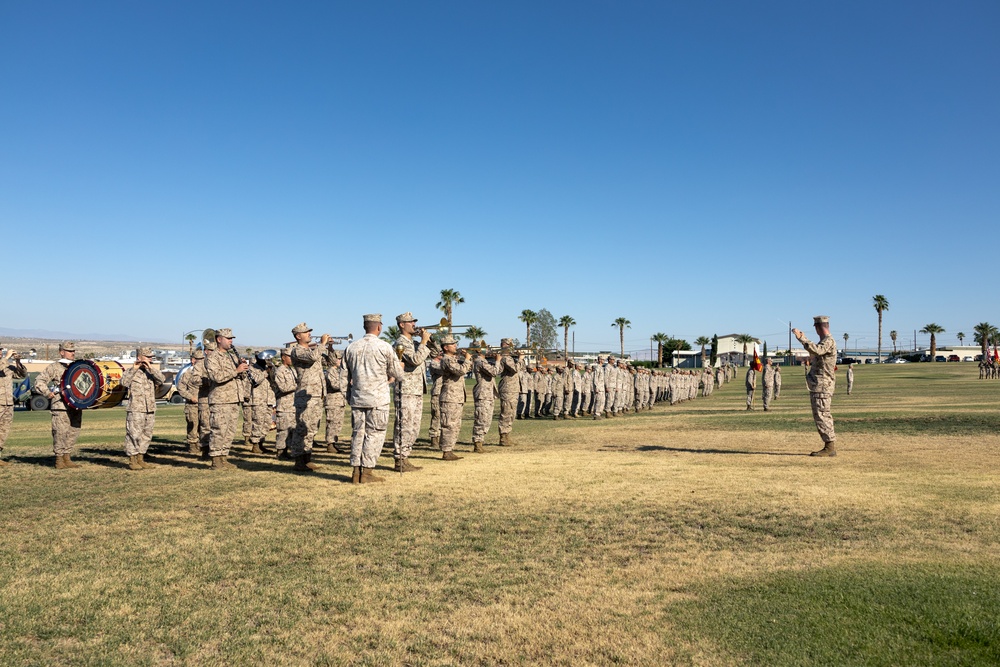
[890,330,898,356]
[843,332,849,354]
[957,332,965,346]
[435,289,464,326]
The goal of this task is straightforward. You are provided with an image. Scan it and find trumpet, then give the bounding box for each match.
[310,334,354,345]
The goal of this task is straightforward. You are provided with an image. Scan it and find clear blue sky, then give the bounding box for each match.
[3,1,997,354]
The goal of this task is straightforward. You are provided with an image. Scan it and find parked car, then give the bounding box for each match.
[947,355,960,362]
[888,358,908,363]
[963,356,974,362]
[935,356,947,362]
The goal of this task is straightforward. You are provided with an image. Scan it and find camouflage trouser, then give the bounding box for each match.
[124,411,155,456]
[350,406,389,468]
[762,383,773,410]
[472,397,494,442]
[774,382,781,399]
[562,392,572,416]
[198,401,211,449]
[275,411,295,451]
[847,379,854,395]
[592,390,605,416]
[498,392,517,435]
[242,403,253,439]
[290,397,322,457]
[551,391,564,417]
[428,394,441,438]
[208,403,240,456]
[0,405,12,451]
[746,388,755,408]
[810,393,836,444]
[250,403,272,445]
[439,401,464,451]
[324,391,346,443]
[577,390,589,415]
[51,408,82,455]
[517,392,530,418]
[605,389,616,412]
[184,403,199,448]
[393,392,423,459]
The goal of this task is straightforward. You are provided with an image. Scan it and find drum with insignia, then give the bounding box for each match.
[60,359,127,409]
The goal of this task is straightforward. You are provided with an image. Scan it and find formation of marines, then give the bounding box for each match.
[978,358,1000,379]
[0,313,839,470]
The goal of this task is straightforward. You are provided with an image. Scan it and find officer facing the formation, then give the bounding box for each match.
[343,314,404,483]
[0,348,28,466]
[33,341,83,469]
[793,315,838,457]
[391,312,434,472]
[120,347,166,470]
[205,328,249,470]
[289,323,329,473]
[496,338,525,446]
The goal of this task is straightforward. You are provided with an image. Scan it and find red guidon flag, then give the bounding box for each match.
[752,344,763,372]
[994,346,999,363]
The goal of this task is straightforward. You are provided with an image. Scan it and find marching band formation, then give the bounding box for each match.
[0,313,740,479]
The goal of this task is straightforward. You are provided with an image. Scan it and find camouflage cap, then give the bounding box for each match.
[363,313,382,324]
[501,337,514,347]
[216,328,235,339]
[281,346,294,357]
[439,334,459,346]
[191,350,205,360]
[395,312,417,324]
[137,346,155,358]
[204,339,217,351]
[813,315,830,325]
[59,341,76,352]
[292,322,312,334]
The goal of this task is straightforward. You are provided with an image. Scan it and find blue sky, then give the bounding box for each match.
[3,1,997,355]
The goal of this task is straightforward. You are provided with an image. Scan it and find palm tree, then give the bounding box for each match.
[873,294,889,361]
[519,310,537,347]
[558,315,576,362]
[734,333,755,366]
[843,332,849,354]
[694,336,711,366]
[464,325,487,347]
[184,333,197,353]
[890,330,898,356]
[381,325,401,344]
[651,333,669,367]
[612,317,631,358]
[957,332,965,347]
[920,323,945,360]
[435,289,464,326]
[973,322,996,358]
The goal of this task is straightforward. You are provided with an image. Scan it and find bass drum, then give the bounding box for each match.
[173,363,193,390]
[60,360,127,409]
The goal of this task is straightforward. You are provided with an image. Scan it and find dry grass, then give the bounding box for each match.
[1,363,998,665]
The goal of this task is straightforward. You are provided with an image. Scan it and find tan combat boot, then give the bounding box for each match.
[137,453,150,469]
[293,455,311,472]
[210,456,224,470]
[221,456,237,469]
[359,467,384,483]
[127,455,143,471]
[63,454,81,469]
[442,451,463,461]
[498,433,509,447]
[304,451,318,471]
[394,458,405,473]
[430,436,440,448]
[250,442,263,454]
[402,458,422,471]
[55,454,66,469]
[351,466,362,484]
[472,441,484,453]
[810,442,837,457]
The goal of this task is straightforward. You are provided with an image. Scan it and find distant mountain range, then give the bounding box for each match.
[0,327,170,343]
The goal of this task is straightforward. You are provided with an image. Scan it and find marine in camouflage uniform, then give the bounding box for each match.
[533,366,548,418]
[344,314,404,483]
[289,323,328,472]
[745,366,757,410]
[516,365,531,419]
[550,366,567,419]
[846,364,854,395]
[177,350,205,454]
[471,350,502,451]
[247,354,274,454]
[496,339,525,446]
[391,312,434,471]
[591,358,606,419]
[427,354,444,447]
[794,315,838,456]
[438,335,474,459]
[32,341,83,468]
[271,347,297,459]
[761,358,775,411]
[204,328,248,469]
[197,345,215,457]
[322,349,348,453]
[0,349,27,465]
[120,347,166,470]
[773,364,782,399]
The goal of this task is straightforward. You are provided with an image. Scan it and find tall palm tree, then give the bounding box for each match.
[890,330,898,356]
[558,315,576,362]
[651,333,669,367]
[184,333,197,353]
[519,310,537,347]
[734,333,755,366]
[435,288,464,326]
[843,332,849,354]
[956,331,965,346]
[381,325,401,344]
[612,317,631,358]
[920,323,945,360]
[694,336,711,365]
[973,322,996,358]
[872,295,889,361]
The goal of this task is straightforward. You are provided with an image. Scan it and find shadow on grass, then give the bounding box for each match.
[599,444,803,457]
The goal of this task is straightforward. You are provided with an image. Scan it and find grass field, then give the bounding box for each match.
[2,363,998,665]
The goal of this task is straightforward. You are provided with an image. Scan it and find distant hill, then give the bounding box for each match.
[0,327,168,342]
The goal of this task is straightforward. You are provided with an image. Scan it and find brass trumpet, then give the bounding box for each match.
[310,333,353,345]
